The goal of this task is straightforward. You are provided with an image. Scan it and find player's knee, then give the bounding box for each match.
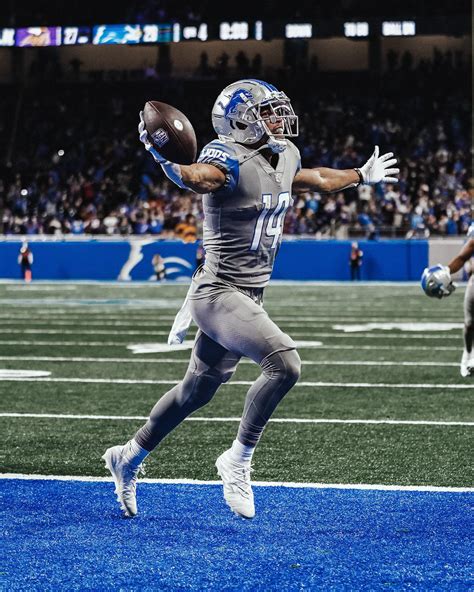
[176,370,222,409]
[283,349,302,385]
[262,348,301,385]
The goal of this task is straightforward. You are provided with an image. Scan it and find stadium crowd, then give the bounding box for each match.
[0,56,471,239]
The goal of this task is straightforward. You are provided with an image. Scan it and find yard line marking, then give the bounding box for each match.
[0,309,461,319]
[0,356,459,367]
[0,317,461,327]
[0,329,171,336]
[0,328,462,340]
[0,473,472,493]
[0,340,462,351]
[0,298,184,307]
[0,320,178,327]
[333,322,463,333]
[0,377,470,388]
[1,413,472,427]
[0,339,460,353]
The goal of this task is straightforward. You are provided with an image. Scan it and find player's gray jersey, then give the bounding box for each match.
[197,139,301,287]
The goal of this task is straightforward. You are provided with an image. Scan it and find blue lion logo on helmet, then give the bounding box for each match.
[224,88,253,118]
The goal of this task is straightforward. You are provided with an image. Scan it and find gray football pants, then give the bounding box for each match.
[134,270,301,451]
[464,275,474,352]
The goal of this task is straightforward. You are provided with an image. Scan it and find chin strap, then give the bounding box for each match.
[267,137,287,153]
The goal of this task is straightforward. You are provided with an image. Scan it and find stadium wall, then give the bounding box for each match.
[0,239,428,281]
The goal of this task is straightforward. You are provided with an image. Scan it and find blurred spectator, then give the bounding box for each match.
[349,241,363,280]
[18,241,33,282]
[151,254,166,281]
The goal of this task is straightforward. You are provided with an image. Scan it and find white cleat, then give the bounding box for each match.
[215,449,255,519]
[102,445,144,517]
[460,351,474,378]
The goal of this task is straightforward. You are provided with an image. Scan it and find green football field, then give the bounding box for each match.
[0,281,472,487]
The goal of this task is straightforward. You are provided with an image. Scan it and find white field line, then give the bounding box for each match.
[2,413,472,427]
[0,309,454,316]
[0,319,178,327]
[0,280,419,286]
[0,356,459,367]
[0,377,471,388]
[0,307,460,314]
[0,319,460,329]
[0,472,471,493]
[0,328,463,340]
[0,311,462,321]
[0,313,179,320]
[0,340,462,351]
[0,329,171,336]
[0,300,184,308]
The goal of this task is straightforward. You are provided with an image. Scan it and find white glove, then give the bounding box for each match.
[358,146,399,184]
[138,111,188,189]
[138,111,168,164]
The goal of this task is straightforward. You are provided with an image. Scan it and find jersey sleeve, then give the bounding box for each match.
[197,140,240,194]
[283,140,302,179]
[291,141,302,175]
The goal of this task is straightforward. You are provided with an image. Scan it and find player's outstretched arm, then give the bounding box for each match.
[292,145,399,193]
[138,111,225,194]
[447,239,474,274]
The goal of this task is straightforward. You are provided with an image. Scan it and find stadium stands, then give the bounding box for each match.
[0,52,471,239]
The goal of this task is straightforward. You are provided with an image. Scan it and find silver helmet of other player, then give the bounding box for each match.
[421,264,456,299]
[211,79,298,153]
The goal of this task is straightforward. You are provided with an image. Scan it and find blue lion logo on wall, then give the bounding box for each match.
[118,240,197,281]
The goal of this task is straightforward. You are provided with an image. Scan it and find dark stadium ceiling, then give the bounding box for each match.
[0,0,471,27]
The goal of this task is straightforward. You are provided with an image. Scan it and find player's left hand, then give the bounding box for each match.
[138,111,169,164]
[359,146,399,184]
[421,264,456,299]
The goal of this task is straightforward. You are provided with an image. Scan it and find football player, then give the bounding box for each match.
[103,79,399,518]
[421,223,474,377]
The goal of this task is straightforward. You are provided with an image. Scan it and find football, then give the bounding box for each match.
[143,100,197,165]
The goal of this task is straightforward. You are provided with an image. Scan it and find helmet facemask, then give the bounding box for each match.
[254,97,299,152]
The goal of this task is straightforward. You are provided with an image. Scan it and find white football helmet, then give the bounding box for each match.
[211,79,298,153]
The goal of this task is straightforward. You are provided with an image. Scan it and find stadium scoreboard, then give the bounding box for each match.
[2,19,461,47]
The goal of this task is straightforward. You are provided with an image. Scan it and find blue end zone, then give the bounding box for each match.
[1,480,472,590]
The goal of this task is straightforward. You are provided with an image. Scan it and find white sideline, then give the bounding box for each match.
[1,413,472,426]
[0,356,459,367]
[0,473,472,493]
[0,377,471,388]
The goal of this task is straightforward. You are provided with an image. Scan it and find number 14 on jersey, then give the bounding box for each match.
[250,192,291,251]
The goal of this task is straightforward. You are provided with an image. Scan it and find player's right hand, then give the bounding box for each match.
[421,264,456,299]
[138,111,168,164]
